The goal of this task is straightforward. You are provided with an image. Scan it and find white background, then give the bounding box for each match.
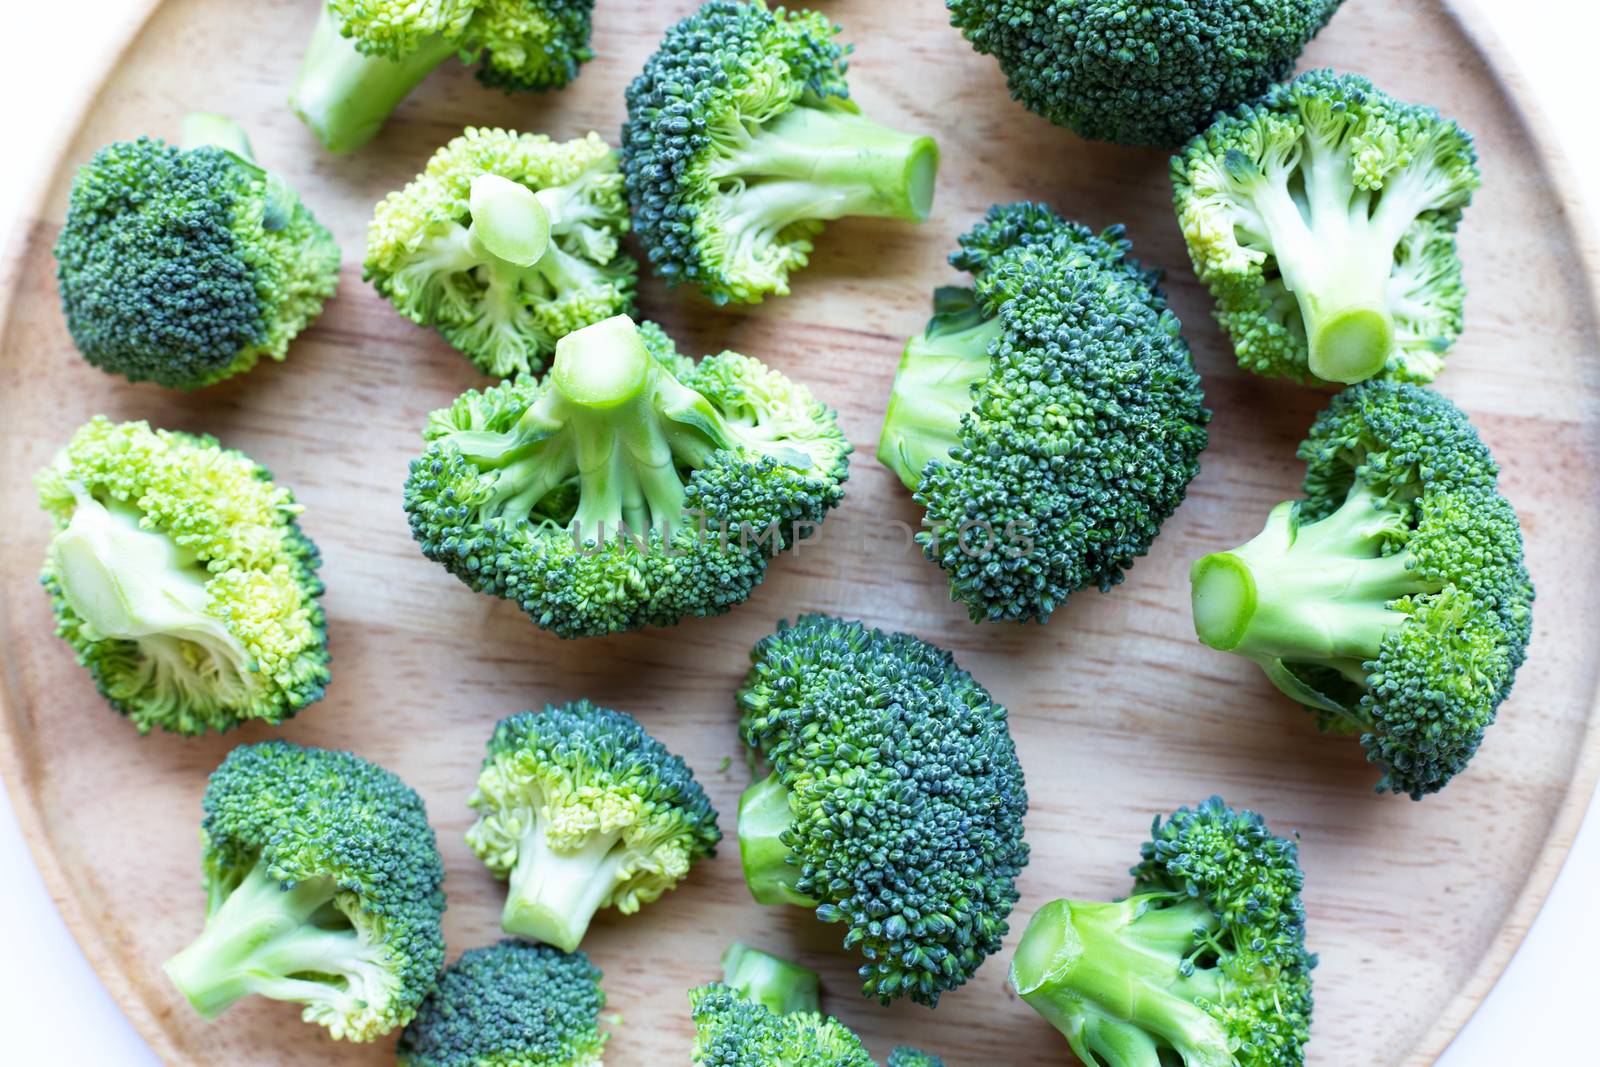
[0,1,1594,1064]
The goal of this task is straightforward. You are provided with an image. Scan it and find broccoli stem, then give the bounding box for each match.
[876,297,1002,489]
[290,6,457,154]
[500,825,626,952]
[720,942,821,1016]
[737,774,817,907]
[180,113,256,160]
[1010,897,1233,1067]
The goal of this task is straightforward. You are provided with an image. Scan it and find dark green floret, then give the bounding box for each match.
[690,943,874,1067]
[163,741,447,1042]
[398,940,609,1066]
[878,201,1210,624]
[622,0,939,304]
[736,615,1029,1006]
[1173,70,1481,384]
[886,1048,947,1067]
[291,0,596,153]
[1190,381,1533,798]
[53,113,339,389]
[466,701,722,950]
[1011,797,1315,1067]
[403,314,850,638]
[947,0,1343,146]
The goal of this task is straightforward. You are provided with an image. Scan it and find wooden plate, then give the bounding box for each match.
[3,0,1597,1064]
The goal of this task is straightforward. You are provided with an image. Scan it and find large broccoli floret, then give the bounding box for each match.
[35,417,329,735]
[1190,381,1533,798]
[163,742,447,1041]
[291,0,596,153]
[366,127,636,377]
[878,202,1210,624]
[466,701,721,951]
[947,0,1342,147]
[398,940,609,1066]
[690,943,874,1067]
[404,314,850,638]
[53,114,339,390]
[736,615,1029,1006]
[622,0,939,304]
[1011,797,1315,1067]
[1173,70,1481,385]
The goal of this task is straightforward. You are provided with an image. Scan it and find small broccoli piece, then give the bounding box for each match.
[690,943,874,1067]
[366,127,636,377]
[1190,381,1533,798]
[886,1049,947,1067]
[623,0,939,304]
[466,701,721,951]
[397,940,609,1066]
[404,314,850,638]
[34,417,329,735]
[947,0,1342,147]
[291,0,595,153]
[162,741,446,1041]
[878,202,1210,624]
[1011,797,1315,1067]
[53,114,339,390]
[1173,70,1481,385]
[736,615,1029,1006]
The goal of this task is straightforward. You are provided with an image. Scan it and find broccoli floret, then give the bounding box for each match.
[886,1049,946,1067]
[947,0,1342,147]
[403,314,850,638]
[397,940,609,1066]
[1011,797,1315,1067]
[1173,70,1481,384]
[34,417,329,735]
[466,701,721,951]
[878,202,1210,624]
[1190,381,1533,798]
[53,113,339,390]
[736,615,1029,1006]
[690,943,874,1067]
[622,0,939,304]
[291,0,595,153]
[162,741,446,1041]
[366,127,636,377]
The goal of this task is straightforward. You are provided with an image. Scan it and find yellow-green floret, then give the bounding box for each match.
[1011,797,1315,1067]
[36,417,329,735]
[366,127,636,377]
[53,114,339,390]
[736,615,1029,1006]
[1173,70,1480,385]
[1189,381,1533,798]
[402,314,851,638]
[398,940,609,1067]
[690,943,874,1067]
[163,741,447,1042]
[467,701,722,951]
[622,0,939,304]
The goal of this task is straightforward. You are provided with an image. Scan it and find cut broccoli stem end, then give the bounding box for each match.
[500,827,624,953]
[289,6,457,154]
[719,942,821,1016]
[468,174,553,269]
[1306,302,1395,385]
[737,774,817,908]
[180,113,255,160]
[1011,897,1232,1067]
[876,311,1000,490]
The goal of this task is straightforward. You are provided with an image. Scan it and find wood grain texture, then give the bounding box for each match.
[2,0,1597,1064]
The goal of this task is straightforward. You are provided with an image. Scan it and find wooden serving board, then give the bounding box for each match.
[2,0,1597,1064]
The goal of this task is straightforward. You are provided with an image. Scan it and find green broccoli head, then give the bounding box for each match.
[1190,381,1532,798]
[466,701,722,951]
[886,1049,947,1067]
[1012,797,1315,1067]
[53,114,339,390]
[690,944,874,1067]
[622,0,939,304]
[366,127,636,377]
[403,314,851,638]
[162,741,447,1042]
[878,202,1210,624]
[34,417,329,735]
[291,0,595,153]
[1173,70,1481,385]
[947,0,1342,147]
[736,615,1029,1006]
[397,940,609,1067]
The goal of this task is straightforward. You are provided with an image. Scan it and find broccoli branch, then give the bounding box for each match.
[736,774,819,908]
[720,942,821,1016]
[499,819,628,953]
